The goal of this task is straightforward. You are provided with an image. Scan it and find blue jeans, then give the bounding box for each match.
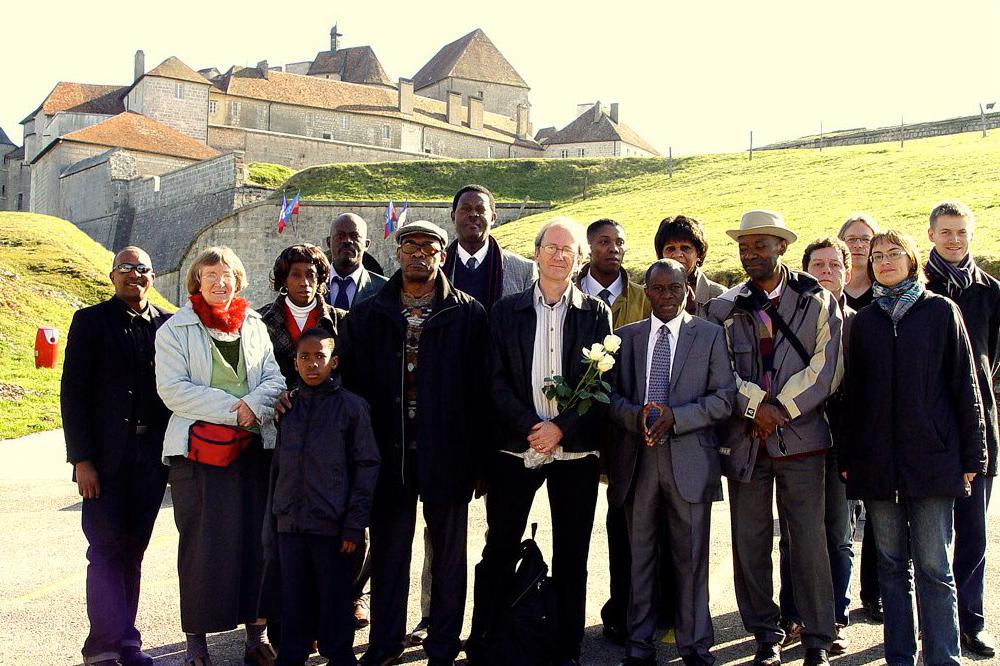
[953,474,993,633]
[867,497,961,666]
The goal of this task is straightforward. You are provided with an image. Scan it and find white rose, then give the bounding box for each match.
[597,354,615,373]
[582,343,605,362]
[603,334,622,354]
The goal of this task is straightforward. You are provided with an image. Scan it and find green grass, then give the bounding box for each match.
[490,131,1000,284]
[247,162,296,189]
[0,213,173,439]
[276,157,672,203]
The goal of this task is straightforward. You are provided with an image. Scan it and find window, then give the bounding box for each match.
[229,101,241,126]
[382,126,391,140]
[340,115,349,130]
[256,107,267,128]
[208,100,218,115]
[322,132,332,140]
[577,147,586,157]
[560,149,569,158]
[16,193,23,210]
[1,184,5,196]
[174,82,184,99]
[487,145,493,158]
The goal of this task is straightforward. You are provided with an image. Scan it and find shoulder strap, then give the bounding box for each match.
[760,300,811,366]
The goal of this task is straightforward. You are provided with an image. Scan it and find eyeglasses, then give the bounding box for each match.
[540,243,578,258]
[844,235,874,246]
[399,240,442,256]
[870,249,907,263]
[114,263,152,275]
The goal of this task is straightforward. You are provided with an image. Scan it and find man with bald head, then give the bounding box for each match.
[608,258,735,666]
[62,247,172,666]
[327,213,388,309]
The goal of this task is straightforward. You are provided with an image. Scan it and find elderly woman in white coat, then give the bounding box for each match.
[156,246,285,666]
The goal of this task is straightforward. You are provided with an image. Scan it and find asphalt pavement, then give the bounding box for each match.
[2,429,998,665]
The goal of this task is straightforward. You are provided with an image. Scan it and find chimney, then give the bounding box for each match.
[610,103,620,124]
[516,103,529,139]
[330,23,342,52]
[468,94,484,131]
[257,60,269,79]
[398,78,414,115]
[134,50,145,82]
[593,101,602,123]
[446,90,462,126]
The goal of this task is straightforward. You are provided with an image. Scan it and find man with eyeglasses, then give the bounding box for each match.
[924,201,1000,658]
[61,247,172,666]
[837,213,881,310]
[705,211,843,666]
[467,218,612,666]
[338,220,488,666]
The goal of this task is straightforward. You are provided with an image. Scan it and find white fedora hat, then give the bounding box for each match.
[726,210,798,243]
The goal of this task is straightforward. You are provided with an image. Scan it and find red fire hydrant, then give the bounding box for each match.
[35,327,59,369]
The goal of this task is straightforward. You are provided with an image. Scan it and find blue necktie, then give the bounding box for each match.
[332,276,352,310]
[645,326,672,433]
[598,288,612,306]
[467,257,478,270]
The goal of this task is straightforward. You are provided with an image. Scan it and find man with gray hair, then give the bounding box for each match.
[468,218,612,666]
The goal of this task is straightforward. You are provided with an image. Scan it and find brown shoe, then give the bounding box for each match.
[355,592,371,629]
[780,619,803,647]
[244,642,276,666]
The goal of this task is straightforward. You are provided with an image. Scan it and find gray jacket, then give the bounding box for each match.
[155,301,285,459]
[500,248,537,297]
[705,267,843,482]
[607,313,736,505]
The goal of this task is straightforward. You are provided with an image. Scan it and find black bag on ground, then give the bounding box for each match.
[476,523,557,666]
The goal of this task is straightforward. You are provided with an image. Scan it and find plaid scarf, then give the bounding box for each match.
[925,247,976,299]
[873,275,924,324]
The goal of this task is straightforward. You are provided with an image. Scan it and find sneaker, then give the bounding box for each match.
[779,619,802,647]
[830,624,849,655]
[407,617,430,646]
[354,592,371,629]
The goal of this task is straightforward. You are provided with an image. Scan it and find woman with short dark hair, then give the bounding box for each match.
[653,215,724,316]
[259,243,345,386]
[841,230,986,666]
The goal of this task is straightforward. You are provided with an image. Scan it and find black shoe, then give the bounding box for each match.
[753,641,781,666]
[779,619,802,647]
[618,657,656,666]
[603,622,627,645]
[803,648,829,666]
[681,655,713,666]
[861,599,884,623]
[120,646,154,666]
[962,629,997,657]
[554,660,581,666]
[427,660,455,666]
[357,649,404,666]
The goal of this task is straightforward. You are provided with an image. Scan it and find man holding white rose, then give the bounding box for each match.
[467,218,613,666]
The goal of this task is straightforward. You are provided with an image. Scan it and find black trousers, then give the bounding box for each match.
[471,452,600,662]
[275,533,356,666]
[367,470,469,662]
[81,439,167,663]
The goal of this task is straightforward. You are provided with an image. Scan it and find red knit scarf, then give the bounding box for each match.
[189,293,249,333]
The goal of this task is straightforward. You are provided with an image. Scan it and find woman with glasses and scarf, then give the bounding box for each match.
[840,230,986,666]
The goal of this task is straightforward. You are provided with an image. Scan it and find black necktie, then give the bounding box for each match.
[332,276,352,310]
[598,288,612,305]
[467,257,478,270]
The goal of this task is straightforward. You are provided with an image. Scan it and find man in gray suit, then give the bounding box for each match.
[442,184,536,311]
[327,213,389,309]
[608,259,736,666]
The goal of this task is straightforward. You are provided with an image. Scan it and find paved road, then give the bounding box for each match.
[2,429,998,665]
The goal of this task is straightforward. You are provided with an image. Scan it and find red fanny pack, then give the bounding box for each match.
[187,421,253,467]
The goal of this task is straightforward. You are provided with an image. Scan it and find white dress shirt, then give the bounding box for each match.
[581,271,623,305]
[328,264,364,305]
[644,311,685,404]
[456,242,490,270]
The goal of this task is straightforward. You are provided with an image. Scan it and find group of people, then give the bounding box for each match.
[61,183,998,666]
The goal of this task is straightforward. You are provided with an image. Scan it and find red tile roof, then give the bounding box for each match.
[22,83,127,123]
[413,29,528,90]
[59,112,219,161]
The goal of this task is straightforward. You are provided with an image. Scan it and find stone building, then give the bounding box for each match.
[536,102,659,158]
[0,128,17,210]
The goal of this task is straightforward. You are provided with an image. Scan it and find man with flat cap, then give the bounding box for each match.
[338,220,488,666]
[705,211,843,666]
[327,212,388,310]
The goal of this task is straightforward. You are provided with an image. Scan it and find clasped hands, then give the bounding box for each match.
[641,402,675,446]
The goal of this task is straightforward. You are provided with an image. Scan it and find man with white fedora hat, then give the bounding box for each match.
[706,210,844,666]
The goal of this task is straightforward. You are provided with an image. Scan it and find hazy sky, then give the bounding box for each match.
[3,0,998,155]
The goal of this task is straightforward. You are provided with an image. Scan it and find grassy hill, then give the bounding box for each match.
[263,131,1000,283]
[0,213,173,439]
